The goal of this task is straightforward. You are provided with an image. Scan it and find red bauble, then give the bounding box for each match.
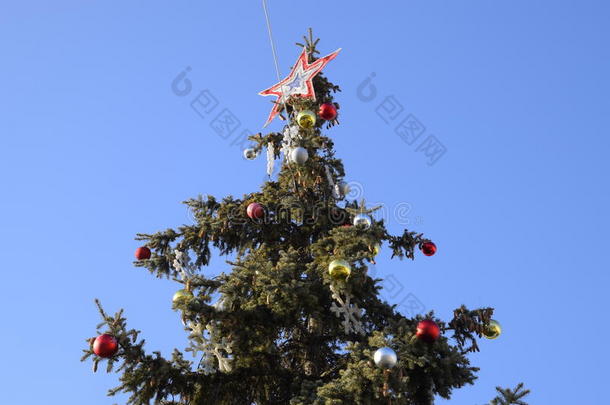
[135,246,151,260]
[416,320,440,343]
[93,334,118,358]
[247,202,265,219]
[420,241,437,256]
[318,103,337,121]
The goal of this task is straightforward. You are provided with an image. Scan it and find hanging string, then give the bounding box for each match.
[262,0,282,82]
[261,0,293,122]
[261,0,301,194]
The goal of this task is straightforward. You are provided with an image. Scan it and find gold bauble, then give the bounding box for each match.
[371,244,381,256]
[483,320,502,339]
[296,110,316,129]
[172,289,193,305]
[328,259,351,280]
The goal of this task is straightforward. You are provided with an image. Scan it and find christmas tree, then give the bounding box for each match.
[83,31,529,405]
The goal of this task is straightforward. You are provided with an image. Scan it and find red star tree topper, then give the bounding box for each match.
[259,47,341,127]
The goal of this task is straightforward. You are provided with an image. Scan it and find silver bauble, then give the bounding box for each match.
[290,147,309,165]
[353,213,371,229]
[373,347,397,369]
[243,148,258,160]
[338,181,350,197]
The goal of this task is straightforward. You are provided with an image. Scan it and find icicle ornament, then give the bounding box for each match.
[266,141,275,176]
[325,165,342,199]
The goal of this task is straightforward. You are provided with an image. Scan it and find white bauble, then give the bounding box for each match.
[290,147,309,165]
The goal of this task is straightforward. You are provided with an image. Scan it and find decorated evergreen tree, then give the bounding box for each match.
[82,31,528,405]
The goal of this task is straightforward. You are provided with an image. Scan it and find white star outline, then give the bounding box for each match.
[279,68,311,99]
[259,47,341,127]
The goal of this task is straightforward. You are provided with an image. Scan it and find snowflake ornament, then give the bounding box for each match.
[280,124,301,161]
[329,285,365,335]
[173,249,195,280]
[186,321,234,374]
[212,294,233,311]
[282,124,301,151]
[210,337,234,373]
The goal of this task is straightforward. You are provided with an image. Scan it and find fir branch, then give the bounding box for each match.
[489,383,531,405]
[386,229,427,260]
[448,305,494,353]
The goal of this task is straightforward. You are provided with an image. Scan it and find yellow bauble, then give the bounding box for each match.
[328,259,351,280]
[371,244,381,256]
[296,110,316,128]
[483,320,501,339]
[172,289,193,305]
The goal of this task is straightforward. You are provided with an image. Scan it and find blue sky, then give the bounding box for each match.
[1,1,609,403]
